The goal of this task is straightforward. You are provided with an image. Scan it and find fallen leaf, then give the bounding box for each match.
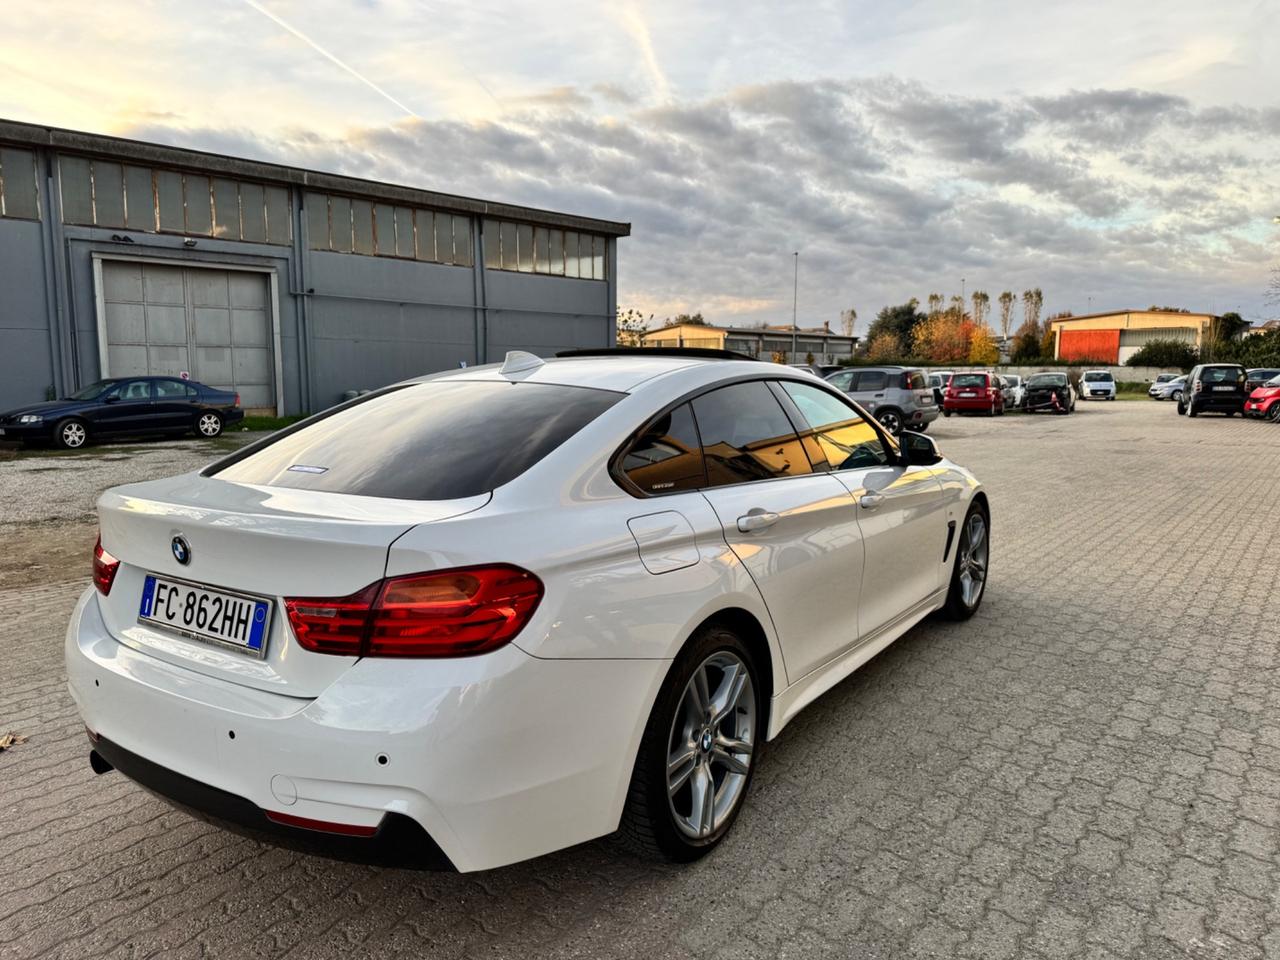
[0,732,29,752]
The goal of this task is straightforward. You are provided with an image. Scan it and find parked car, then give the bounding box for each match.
[942,371,1005,417]
[789,363,843,379]
[823,365,939,434]
[1079,370,1117,401]
[927,372,951,406]
[69,351,990,871]
[1244,373,1280,421]
[1022,372,1075,414]
[0,376,243,448]
[1245,368,1280,394]
[1000,375,1025,408]
[1148,374,1180,399]
[1178,364,1248,417]
[1150,375,1187,402]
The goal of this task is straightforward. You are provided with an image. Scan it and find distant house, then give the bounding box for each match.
[1049,310,1221,363]
[1245,319,1280,336]
[640,322,856,363]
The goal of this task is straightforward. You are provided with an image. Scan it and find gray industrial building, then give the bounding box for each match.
[0,119,628,414]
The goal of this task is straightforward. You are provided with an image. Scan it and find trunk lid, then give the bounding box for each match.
[96,473,490,698]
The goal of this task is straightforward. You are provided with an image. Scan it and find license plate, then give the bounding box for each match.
[1213,386,1234,392]
[960,391,975,397]
[0,428,5,436]
[139,575,271,657]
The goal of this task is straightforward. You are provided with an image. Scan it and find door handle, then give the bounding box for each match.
[859,493,885,510]
[737,510,779,533]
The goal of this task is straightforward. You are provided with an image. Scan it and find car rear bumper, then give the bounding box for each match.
[66,586,668,872]
[908,405,940,426]
[222,408,245,424]
[943,398,998,412]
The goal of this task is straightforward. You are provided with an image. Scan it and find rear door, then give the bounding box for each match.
[691,380,864,679]
[851,369,888,413]
[151,378,199,429]
[778,380,949,640]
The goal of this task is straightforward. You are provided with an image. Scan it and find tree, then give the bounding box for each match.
[1125,339,1198,371]
[1040,325,1056,358]
[971,291,990,331]
[866,300,925,347]
[1010,330,1041,361]
[969,326,999,364]
[997,291,1015,341]
[840,308,857,338]
[912,303,973,363]
[615,307,651,347]
[926,293,943,319]
[1021,288,1043,334]
[666,312,706,326]
[1148,306,1190,313]
[1202,311,1249,361]
[866,332,904,362]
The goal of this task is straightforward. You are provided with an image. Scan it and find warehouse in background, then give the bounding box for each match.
[0,119,628,414]
[1049,310,1219,364]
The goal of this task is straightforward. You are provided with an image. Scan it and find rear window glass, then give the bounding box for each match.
[905,371,926,390]
[619,403,705,494]
[952,374,987,387]
[1200,367,1244,384]
[211,380,621,500]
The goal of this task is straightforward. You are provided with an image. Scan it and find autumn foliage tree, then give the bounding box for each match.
[866,332,904,361]
[968,326,999,364]
[912,303,974,363]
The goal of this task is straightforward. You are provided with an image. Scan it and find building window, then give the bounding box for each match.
[303,192,475,266]
[0,147,40,220]
[478,219,607,280]
[58,156,291,243]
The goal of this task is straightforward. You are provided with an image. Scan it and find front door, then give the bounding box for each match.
[777,380,949,640]
[93,379,155,434]
[690,380,865,681]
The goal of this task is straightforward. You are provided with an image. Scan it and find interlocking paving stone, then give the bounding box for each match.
[2,400,1279,958]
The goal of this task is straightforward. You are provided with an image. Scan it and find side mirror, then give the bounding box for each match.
[900,430,941,466]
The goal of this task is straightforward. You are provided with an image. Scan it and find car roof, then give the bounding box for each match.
[419,354,760,393]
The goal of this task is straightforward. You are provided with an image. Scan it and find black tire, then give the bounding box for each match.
[1188,404,1198,418]
[942,501,990,621]
[1176,399,1186,415]
[617,624,761,862]
[875,408,904,436]
[195,411,224,438]
[1269,405,1280,423]
[53,418,89,449]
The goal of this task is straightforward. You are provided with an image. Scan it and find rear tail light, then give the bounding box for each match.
[93,535,119,596]
[285,565,544,658]
[1194,381,1202,392]
[234,393,241,407]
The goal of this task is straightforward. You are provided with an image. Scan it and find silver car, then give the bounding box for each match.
[1150,375,1186,401]
[825,365,940,434]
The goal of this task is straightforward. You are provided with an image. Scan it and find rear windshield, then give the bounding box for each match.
[1200,367,1244,384]
[210,380,621,500]
[952,374,987,387]
[1083,372,1113,382]
[1027,374,1067,387]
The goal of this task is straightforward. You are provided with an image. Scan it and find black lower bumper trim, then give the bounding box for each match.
[91,735,455,870]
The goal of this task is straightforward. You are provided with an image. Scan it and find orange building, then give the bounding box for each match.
[1050,311,1217,364]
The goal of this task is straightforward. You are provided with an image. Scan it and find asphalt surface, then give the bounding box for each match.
[3,401,1280,959]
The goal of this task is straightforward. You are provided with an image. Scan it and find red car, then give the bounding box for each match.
[943,372,1005,416]
[1244,373,1280,421]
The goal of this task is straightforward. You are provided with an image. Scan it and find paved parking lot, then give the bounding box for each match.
[3,401,1280,960]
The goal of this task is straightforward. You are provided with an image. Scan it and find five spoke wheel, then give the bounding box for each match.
[956,511,988,609]
[666,652,756,840]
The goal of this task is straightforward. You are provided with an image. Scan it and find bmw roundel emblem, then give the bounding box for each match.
[171,536,191,565]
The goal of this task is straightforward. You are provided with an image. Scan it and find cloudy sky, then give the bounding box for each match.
[3,0,1278,331]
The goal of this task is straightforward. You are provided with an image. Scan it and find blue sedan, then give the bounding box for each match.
[0,377,244,449]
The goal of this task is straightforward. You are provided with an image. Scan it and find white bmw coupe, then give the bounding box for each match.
[68,350,990,872]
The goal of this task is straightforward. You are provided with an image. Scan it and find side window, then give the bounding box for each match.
[857,370,888,391]
[109,380,152,401]
[154,380,190,399]
[186,384,199,399]
[691,381,813,487]
[780,381,892,471]
[619,403,705,494]
[827,371,854,391]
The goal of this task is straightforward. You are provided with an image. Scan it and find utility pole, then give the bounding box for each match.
[791,251,799,361]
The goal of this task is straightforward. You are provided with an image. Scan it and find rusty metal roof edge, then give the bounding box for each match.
[0,118,631,237]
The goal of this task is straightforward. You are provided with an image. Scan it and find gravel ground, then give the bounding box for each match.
[3,402,1280,959]
[0,434,261,588]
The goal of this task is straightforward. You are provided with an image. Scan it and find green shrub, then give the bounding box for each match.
[1125,339,1197,371]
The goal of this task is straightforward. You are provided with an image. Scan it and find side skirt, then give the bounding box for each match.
[766,589,945,739]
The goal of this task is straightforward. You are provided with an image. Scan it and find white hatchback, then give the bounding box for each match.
[1079,370,1117,400]
[67,351,990,871]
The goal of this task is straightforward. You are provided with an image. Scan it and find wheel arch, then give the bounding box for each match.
[683,606,778,740]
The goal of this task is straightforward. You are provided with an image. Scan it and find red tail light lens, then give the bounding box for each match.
[234,392,241,407]
[285,565,543,658]
[93,536,119,596]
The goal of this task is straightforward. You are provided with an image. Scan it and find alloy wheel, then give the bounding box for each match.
[956,511,988,609]
[61,422,86,448]
[198,414,222,437]
[666,652,756,840]
[877,410,902,435]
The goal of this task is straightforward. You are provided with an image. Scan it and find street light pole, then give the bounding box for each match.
[791,251,799,361]
[961,278,966,315]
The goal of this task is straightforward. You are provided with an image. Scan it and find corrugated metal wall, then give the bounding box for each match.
[1059,329,1120,362]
